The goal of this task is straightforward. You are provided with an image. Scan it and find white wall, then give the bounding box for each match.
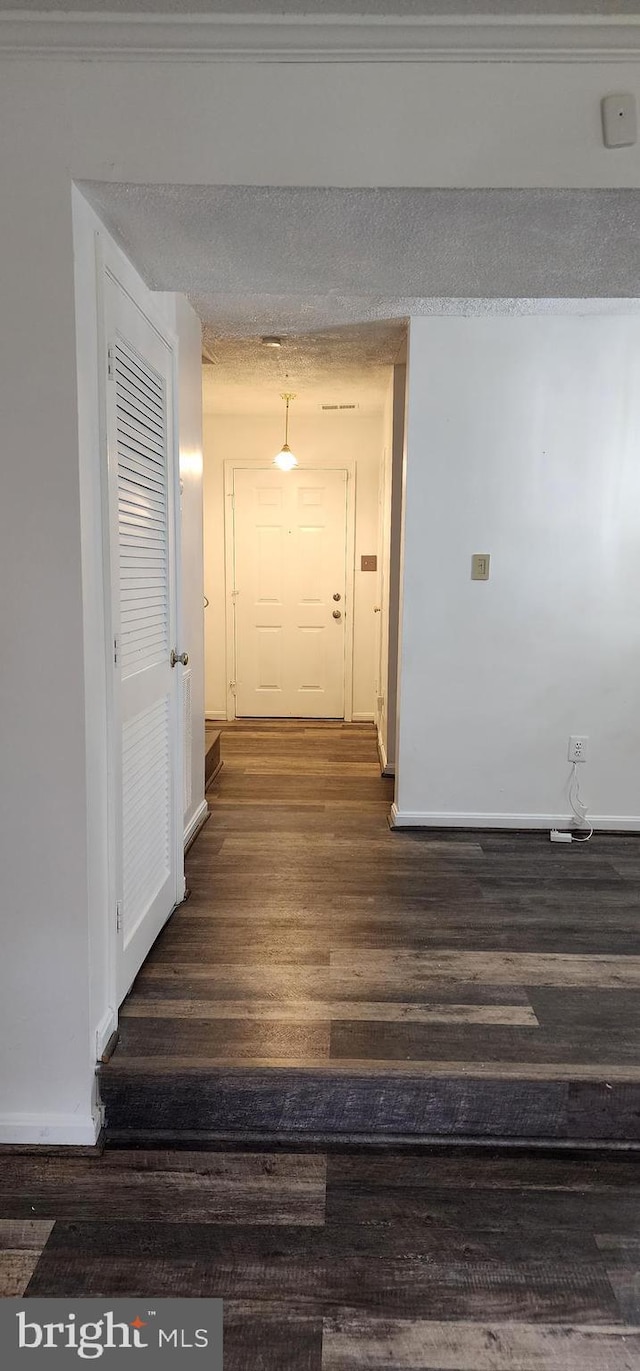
[0,178,94,1145]
[0,185,203,1144]
[3,55,640,190]
[2,36,640,1140]
[203,408,385,720]
[395,313,640,829]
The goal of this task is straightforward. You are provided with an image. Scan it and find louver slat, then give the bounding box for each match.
[115,339,169,676]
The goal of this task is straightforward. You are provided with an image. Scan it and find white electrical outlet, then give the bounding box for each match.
[568,735,588,763]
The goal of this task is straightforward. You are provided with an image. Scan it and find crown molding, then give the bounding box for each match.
[1,12,640,63]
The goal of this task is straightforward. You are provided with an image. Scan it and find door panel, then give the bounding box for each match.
[257,626,284,692]
[233,467,348,718]
[105,275,182,1004]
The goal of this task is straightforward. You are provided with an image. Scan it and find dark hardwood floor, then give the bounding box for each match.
[101,721,640,1142]
[6,723,640,1360]
[3,1145,640,1367]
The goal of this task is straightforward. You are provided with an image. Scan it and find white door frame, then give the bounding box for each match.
[223,457,357,722]
[96,234,185,1014]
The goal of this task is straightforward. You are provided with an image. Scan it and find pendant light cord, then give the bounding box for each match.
[281,391,296,449]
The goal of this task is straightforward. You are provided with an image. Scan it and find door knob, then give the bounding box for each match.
[332,610,342,620]
[333,593,341,602]
[170,650,189,667]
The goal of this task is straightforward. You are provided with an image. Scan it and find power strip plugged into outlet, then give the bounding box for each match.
[550,735,594,844]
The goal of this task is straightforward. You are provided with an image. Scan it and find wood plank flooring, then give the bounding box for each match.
[4,1146,640,1368]
[101,721,640,1142]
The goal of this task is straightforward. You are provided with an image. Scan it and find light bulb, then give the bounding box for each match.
[273,444,298,472]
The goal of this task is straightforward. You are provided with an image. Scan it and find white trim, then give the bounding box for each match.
[343,467,356,726]
[390,804,640,832]
[95,1006,118,1061]
[169,333,187,906]
[96,231,184,1017]
[223,458,356,723]
[353,712,376,723]
[184,797,209,850]
[0,1113,101,1147]
[377,727,395,778]
[98,241,185,1005]
[205,711,227,722]
[223,461,237,723]
[1,13,640,63]
[94,231,119,1034]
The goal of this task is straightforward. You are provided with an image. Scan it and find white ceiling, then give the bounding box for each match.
[82,181,640,415]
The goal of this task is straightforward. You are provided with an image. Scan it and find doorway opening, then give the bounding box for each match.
[201,326,406,748]
[78,182,640,1149]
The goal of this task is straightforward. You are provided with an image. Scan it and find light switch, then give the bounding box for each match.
[471,553,490,581]
[601,94,637,148]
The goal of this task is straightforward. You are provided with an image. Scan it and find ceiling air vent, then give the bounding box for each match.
[319,402,359,412]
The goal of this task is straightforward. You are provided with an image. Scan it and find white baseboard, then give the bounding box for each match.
[352,712,375,723]
[0,1112,101,1146]
[376,729,395,778]
[95,1007,118,1061]
[184,799,209,850]
[205,711,226,722]
[390,805,640,832]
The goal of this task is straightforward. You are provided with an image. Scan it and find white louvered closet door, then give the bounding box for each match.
[105,275,183,1004]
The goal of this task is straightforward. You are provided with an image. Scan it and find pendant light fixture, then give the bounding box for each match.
[273,391,298,471]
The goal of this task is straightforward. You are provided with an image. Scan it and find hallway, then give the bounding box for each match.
[103,723,640,1144]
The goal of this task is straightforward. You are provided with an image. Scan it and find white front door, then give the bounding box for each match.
[233,467,348,718]
[104,274,183,1003]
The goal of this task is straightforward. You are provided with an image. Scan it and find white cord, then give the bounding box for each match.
[568,762,593,842]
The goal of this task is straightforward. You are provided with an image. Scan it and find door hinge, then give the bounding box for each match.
[229,681,237,695]
[107,346,114,379]
[116,902,122,932]
[113,635,119,665]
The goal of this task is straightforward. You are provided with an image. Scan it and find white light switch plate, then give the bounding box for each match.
[601,94,637,148]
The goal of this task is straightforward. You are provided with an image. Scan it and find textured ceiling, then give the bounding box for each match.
[4,1,638,12]
[82,181,640,413]
[201,323,403,414]
[83,184,640,311]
